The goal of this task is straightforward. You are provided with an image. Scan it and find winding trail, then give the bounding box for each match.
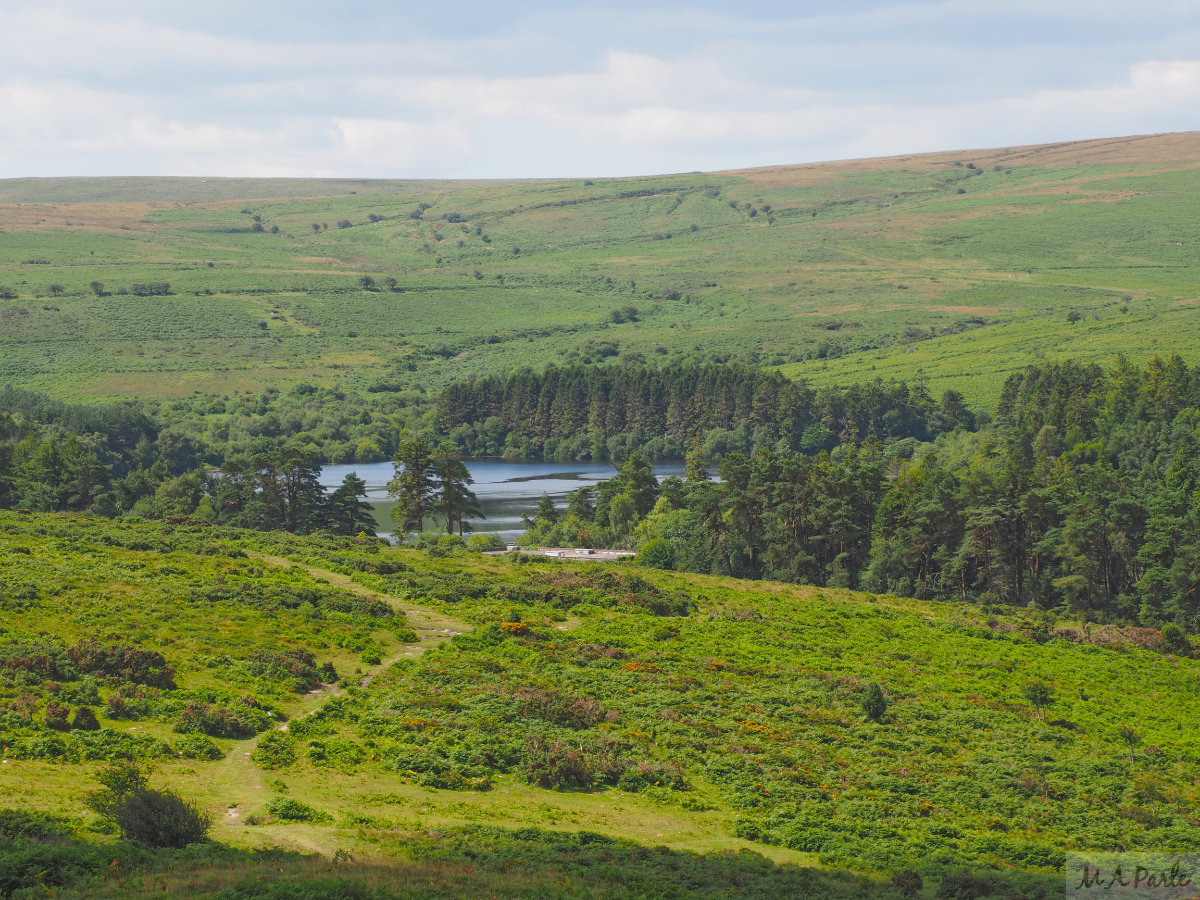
[248,552,471,669]
[206,552,472,849]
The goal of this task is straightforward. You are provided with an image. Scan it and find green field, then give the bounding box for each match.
[3,513,1197,896]
[3,132,1200,408]
[8,134,1200,897]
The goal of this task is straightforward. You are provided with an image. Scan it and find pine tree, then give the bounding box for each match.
[327,473,376,536]
[433,441,482,536]
[388,437,438,534]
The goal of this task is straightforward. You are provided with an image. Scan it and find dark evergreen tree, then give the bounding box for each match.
[388,437,438,534]
[433,441,482,536]
[326,473,377,536]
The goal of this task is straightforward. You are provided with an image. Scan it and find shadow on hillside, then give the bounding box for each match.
[2,811,1061,899]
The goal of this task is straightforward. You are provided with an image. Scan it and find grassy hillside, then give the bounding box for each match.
[4,512,1197,896]
[2,132,1200,408]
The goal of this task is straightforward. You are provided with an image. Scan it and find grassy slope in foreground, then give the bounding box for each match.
[3,514,1198,897]
[1,132,1199,408]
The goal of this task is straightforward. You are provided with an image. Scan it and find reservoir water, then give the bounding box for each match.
[319,458,684,541]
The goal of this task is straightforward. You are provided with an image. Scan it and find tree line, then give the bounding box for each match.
[522,356,1200,633]
[0,395,375,537]
[0,361,961,529]
[437,362,976,460]
[0,384,477,539]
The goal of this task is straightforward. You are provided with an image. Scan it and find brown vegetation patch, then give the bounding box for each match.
[0,202,156,231]
[993,622,1168,651]
[988,131,1200,169]
[721,131,1200,188]
[796,304,864,315]
[931,305,999,315]
[82,368,342,399]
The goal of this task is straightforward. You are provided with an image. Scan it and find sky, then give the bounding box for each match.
[2,1,1199,179]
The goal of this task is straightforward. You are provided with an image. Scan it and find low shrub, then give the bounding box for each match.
[44,701,70,731]
[70,706,101,731]
[522,735,594,789]
[173,733,225,760]
[66,640,175,688]
[265,797,330,823]
[252,732,297,769]
[176,700,271,738]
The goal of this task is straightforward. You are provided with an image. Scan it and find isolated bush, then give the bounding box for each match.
[70,706,100,731]
[86,762,210,848]
[1022,680,1054,719]
[265,797,330,823]
[860,683,888,722]
[892,870,924,897]
[44,701,70,731]
[112,787,210,847]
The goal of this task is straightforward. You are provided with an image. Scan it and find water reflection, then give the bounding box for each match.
[319,459,684,541]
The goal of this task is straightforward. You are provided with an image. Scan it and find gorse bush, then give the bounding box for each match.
[172,733,224,760]
[252,731,297,769]
[69,706,100,731]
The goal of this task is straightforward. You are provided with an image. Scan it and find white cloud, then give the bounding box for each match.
[1,2,1199,177]
[331,118,473,172]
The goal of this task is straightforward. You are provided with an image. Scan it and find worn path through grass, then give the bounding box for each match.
[207,552,473,850]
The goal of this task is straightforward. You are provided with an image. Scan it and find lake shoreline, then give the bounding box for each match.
[320,458,685,541]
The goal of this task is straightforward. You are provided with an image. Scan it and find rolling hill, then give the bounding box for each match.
[2,132,1199,409]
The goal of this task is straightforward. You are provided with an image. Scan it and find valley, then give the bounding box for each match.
[5,132,1200,898]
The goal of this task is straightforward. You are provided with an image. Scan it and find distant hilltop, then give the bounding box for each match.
[2,130,1198,203]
